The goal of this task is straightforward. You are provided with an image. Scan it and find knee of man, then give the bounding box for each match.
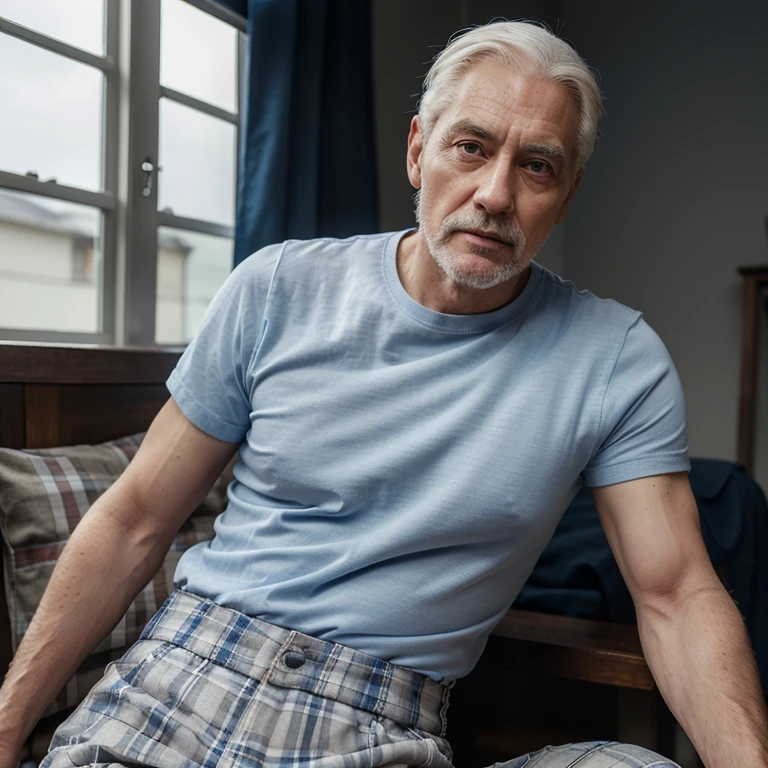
[602,742,681,767]
[495,740,681,767]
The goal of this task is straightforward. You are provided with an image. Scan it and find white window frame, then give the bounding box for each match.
[0,0,246,346]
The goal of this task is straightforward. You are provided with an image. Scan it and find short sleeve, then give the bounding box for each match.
[166,244,283,443]
[582,315,690,487]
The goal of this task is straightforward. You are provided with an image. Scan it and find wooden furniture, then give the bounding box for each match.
[0,343,673,762]
[487,609,651,690]
[737,265,768,475]
[0,343,181,452]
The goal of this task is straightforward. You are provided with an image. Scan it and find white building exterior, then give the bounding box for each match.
[0,190,228,343]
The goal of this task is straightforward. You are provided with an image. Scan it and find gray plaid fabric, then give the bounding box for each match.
[43,590,454,768]
[42,591,680,768]
[496,742,681,767]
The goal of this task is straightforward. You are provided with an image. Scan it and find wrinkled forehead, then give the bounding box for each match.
[433,61,581,160]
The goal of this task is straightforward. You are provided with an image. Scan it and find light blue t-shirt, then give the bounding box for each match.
[168,229,689,681]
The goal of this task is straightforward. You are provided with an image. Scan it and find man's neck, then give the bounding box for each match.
[396,230,531,315]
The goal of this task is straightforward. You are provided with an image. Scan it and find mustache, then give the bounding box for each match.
[441,215,523,247]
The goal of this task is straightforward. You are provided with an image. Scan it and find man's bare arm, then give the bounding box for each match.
[592,473,768,767]
[0,398,237,762]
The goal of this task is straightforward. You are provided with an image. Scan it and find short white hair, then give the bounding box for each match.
[419,21,603,168]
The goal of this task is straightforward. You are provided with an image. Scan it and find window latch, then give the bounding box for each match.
[141,159,155,197]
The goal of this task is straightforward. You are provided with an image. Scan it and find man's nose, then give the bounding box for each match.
[472,163,516,215]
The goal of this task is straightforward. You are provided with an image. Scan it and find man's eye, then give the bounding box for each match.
[526,160,552,174]
[458,142,482,156]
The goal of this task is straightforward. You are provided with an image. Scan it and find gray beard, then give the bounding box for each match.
[414,190,530,290]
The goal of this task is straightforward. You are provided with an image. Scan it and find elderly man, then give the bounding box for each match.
[0,20,766,768]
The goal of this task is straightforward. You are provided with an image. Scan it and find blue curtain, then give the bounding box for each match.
[217,0,379,265]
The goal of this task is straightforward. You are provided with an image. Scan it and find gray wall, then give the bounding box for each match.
[560,0,768,486]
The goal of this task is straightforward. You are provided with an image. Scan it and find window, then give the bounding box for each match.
[0,0,245,345]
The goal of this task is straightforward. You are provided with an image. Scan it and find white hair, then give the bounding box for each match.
[418,21,603,168]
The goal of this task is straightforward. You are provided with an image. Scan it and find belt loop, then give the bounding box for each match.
[371,662,394,718]
[438,681,453,738]
[316,643,343,698]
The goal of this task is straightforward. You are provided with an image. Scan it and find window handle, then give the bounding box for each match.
[141,159,155,197]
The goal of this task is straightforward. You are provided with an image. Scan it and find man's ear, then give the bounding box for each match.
[555,168,584,224]
[406,116,424,190]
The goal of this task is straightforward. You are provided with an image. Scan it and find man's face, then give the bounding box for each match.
[407,60,583,290]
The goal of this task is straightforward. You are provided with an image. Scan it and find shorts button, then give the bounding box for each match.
[283,650,306,669]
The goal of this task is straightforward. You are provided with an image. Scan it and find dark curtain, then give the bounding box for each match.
[217,0,379,265]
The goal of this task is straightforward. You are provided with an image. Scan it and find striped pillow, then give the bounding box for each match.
[0,433,230,716]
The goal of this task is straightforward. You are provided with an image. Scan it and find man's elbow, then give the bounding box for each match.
[78,474,177,555]
[633,559,727,624]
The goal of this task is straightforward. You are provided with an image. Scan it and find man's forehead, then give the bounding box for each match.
[435,62,580,153]
[453,71,531,117]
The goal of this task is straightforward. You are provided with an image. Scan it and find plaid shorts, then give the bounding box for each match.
[42,591,680,768]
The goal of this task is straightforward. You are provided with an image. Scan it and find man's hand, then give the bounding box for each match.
[593,473,768,767]
[0,398,238,764]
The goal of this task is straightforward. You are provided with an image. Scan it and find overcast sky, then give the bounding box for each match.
[0,0,238,226]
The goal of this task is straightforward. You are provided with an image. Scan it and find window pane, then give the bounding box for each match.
[0,33,103,191]
[158,98,236,226]
[0,0,104,56]
[0,189,101,333]
[155,227,233,345]
[161,0,237,113]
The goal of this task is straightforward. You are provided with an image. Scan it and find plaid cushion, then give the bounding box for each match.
[0,433,230,716]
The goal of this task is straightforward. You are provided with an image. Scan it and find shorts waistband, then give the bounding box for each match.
[140,590,451,737]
